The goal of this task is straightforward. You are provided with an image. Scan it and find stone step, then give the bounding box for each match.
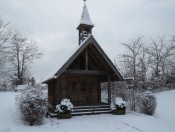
[74,105,110,109]
[46,105,112,117]
[72,105,112,116]
[93,110,112,114]
[73,107,110,111]
[71,111,93,116]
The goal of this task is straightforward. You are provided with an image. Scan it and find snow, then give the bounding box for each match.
[60,99,73,110]
[79,3,94,26]
[115,97,126,108]
[111,97,126,110]
[0,90,175,132]
[55,99,73,113]
[15,85,28,91]
[155,90,175,126]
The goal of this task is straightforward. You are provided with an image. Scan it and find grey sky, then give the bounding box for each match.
[0,0,174,81]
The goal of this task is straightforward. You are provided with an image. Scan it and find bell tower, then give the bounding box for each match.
[77,0,94,45]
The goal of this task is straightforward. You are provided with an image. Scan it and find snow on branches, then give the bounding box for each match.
[55,99,73,114]
[111,97,127,110]
[16,85,48,125]
[136,91,157,115]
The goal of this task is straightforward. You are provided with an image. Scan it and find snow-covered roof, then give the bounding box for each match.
[79,3,94,26]
[123,77,133,81]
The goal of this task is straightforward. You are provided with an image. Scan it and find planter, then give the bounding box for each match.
[113,107,126,115]
[58,113,72,119]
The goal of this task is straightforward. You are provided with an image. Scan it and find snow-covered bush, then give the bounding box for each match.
[136,91,157,115]
[55,99,73,114]
[16,85,48,126]
[111,97,126,110]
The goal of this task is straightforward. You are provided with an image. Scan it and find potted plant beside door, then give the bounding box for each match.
[55,99,73,119]
[111,97,126,115]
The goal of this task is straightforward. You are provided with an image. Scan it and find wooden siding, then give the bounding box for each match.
[48,80,56,105]
[52,74,100,106]
[46,36,124,106]
[48,95,54,105]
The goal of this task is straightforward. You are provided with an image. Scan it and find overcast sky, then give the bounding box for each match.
[0,0,175,82]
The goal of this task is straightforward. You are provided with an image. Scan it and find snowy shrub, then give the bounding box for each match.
[115,97,127,108]
[111,97,126,110]
[136,91,157,115]
[55,99,73,114]
[16,85,48,126]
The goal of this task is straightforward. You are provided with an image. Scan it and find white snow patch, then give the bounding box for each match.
[15,85,28,92]
[79,4,94,26]
[115,97,126,108]
[0,90,175,132]
[55,99,73,113]
[154,90,175,126]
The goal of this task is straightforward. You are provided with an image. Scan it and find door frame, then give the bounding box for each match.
[70,78,89,106]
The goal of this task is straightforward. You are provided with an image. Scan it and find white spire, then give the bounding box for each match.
[79,2,94,26]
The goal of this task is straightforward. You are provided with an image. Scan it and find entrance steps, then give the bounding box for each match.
[71,104,112,116]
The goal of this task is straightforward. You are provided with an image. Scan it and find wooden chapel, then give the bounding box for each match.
[43,1,123,107]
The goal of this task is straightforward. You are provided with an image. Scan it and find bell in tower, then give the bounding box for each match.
[77,0,94,45]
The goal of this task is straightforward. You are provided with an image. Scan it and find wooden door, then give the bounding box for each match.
[70,79,88,106]
[70,80,79,105]
[78,81,88,105]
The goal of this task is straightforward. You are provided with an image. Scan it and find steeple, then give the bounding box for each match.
[77,0,94,45]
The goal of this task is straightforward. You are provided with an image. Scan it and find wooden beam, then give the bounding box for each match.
[85,49,88,70]
[58,78,61,103]
[98,80,101,103]
[53,80,56,106]
[88,45,108,70]
[108,76,111,104]
[66,70,108,75]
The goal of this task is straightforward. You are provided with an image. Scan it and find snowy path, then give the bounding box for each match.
[0,90,175,132]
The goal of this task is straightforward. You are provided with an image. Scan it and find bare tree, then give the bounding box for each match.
[116,34,175,110]
[146,35,174,88]
[116,36,148,110]
[0,17,12,76]
[0,18,11,50]
[166,35,175,88]
[119,36,147,88]
[8,33,42,85]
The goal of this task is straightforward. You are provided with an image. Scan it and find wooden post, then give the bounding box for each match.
[53,80,56,106]
[108,76,111,104]
[98,80,101,103]
[85,49,88,70]
[79,30,80,45]
[58,78,61,103]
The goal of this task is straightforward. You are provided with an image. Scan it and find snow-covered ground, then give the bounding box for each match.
[0,90,175,132]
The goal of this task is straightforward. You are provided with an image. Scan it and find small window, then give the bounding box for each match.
[80,82,87,92]
[71,81,77,92]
